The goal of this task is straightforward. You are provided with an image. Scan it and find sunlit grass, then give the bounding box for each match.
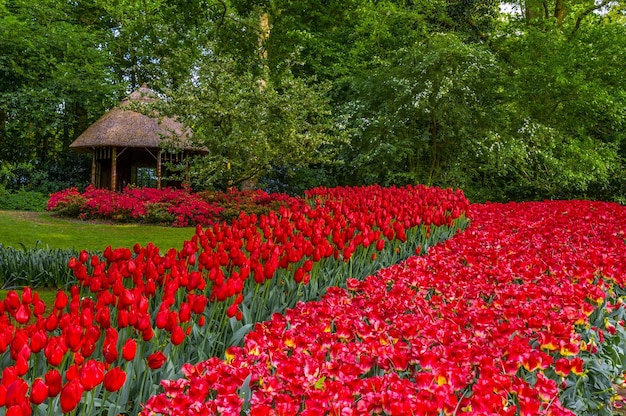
[0,210,195,252]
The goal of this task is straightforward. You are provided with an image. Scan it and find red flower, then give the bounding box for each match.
[142,326,155,341]
[54,291,68,310]
[5,379,28,407]
[44,337,67,367]
[15,304,30,324]
[5,405,24,416]
[15,354,28,376]
[103,367,126,392]
[102,328,119,364]
[45,369,62,398]
[79,359,105,391]
[122,339,137,361]
[30,378,48,405]
[60,379,83,413]
[171,326,185,346]
[226,303,239,318]
[147,351,167,370]
[30,330,47,353]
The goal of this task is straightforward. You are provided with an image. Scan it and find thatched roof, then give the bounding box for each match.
[70,85,195,151]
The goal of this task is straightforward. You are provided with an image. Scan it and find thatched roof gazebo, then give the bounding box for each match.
[70,84,202,190]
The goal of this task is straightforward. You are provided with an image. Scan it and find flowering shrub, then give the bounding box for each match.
[47,186,298,227]
[199,188,297,222]
[46,187,86,217]
[2,184,468,415]
[144,200,626,415]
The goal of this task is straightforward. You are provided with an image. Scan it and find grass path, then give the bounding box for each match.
[0,210,195,252]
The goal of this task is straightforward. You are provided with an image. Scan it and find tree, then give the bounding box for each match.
[477,1,626,200]
[164,50,341,189]
[146,1,346,190]
[0,0,122,190]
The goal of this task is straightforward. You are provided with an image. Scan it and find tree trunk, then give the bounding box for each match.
[524,0,546,21]
[554,0,566,27]
[74,102,88,140]
[258,11,270,90]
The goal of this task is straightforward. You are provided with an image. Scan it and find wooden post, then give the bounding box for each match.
[111,146,117,191]
[157,150,162,189]
[91,152,96,186]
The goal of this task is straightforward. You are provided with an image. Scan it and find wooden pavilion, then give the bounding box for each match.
[70,85,202,190]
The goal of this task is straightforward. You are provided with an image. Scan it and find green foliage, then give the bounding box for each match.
[1,0,626,201]
[0,243,81,289]
[145,202,177,225]
[0,0,121,166]
[560,283,626,415]
[165,50,345,189]
[0,189,47,211]
[0,156,91,194]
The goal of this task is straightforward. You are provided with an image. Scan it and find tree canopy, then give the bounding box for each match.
[1,0,625,201]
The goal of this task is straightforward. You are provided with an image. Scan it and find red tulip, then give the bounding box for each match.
[21,287,32,304]
[142,326,155,341]
[65,364,79,382]
[30,330,47,353]
[10,330,28,360]
[75,250,87,263]
[44,337,66,367]
[147,351,167,370]
[5,405,22,416]
[64,324,83,352]
[59,379,83,413]
[5,379,28,407]
[226,303,239,318]
[115,309,127,328]
[4,290,20,310]
[170,326,185,346]
[45,314,58,332]
[30,378,48,405]
[102,328,119,364]
[103,367,126,392]
[122,339,137,361]
[54,291,68,310]
[15,304,30,324]
[79,360,105,391]
[20,401,33,416]
[179,302,191,322]
[45,369,62,397]
[15,354,28,377]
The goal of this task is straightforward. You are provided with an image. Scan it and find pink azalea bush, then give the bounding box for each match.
[46,185,299,227]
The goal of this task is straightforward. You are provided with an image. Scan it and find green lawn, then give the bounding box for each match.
[0,210,196,252]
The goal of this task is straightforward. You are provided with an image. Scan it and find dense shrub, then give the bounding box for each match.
[0,189,48,211]
[47,186,300,227]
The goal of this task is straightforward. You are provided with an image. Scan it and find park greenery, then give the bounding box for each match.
[4,2,626,414]
[1,0,625,202]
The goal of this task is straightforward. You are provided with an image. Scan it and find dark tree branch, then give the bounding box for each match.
[570,0,611,38]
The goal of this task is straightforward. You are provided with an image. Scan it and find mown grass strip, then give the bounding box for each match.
[0,210,195,251]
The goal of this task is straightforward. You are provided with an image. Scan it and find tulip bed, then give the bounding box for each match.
[141,200,626,416]
[0,184,469,415]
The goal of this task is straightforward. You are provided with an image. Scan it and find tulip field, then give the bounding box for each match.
[2,184,626,415]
